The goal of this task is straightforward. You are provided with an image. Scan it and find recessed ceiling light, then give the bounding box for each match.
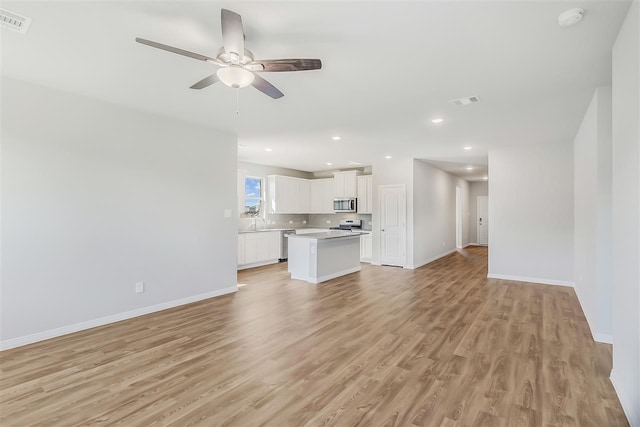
[431,118,444,124]
[483,176,488,180]
[466,166,473,171]
[326,162,333,166]
[265,148,273,152]
[558,8,584,27]
[463,146,472,150]
[332,136,341,141]
[385,155,392,159]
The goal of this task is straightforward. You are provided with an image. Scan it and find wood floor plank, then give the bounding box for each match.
[0,246,630,426]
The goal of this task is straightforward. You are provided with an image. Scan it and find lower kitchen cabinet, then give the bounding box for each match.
[238,231,281,269]
[360,232,372,262]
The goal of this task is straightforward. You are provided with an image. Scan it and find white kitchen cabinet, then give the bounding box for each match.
[309,178,334,214]
[297,179,310,213]
[267,175,288,214]
[360,232,372,262]
[333,171,360,198]
[267,175,310,214]
[238,231,281,269]
[357,175,373,214]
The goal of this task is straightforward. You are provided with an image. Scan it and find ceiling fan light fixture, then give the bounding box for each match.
[216,66,254,88]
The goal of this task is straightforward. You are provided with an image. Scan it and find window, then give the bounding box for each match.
[242,176,264,218]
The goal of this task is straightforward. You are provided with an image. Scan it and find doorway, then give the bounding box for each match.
[477,196,488,245]
[379,185,406,267]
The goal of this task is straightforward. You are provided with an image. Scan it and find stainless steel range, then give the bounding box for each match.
[330,219,363,231]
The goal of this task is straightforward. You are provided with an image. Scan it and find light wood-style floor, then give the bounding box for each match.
[0,247,629,426]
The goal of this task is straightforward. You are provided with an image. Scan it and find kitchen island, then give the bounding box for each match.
[287,231,364,284]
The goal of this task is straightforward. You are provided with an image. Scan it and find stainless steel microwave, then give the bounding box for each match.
[333,198,357,213]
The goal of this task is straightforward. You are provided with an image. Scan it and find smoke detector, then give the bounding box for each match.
[450,95,480,106]
[0,9,32,34]
[558,8,584,28]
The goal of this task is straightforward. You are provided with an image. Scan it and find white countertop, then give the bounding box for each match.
[287,231,367,240]
[238,228,295,234]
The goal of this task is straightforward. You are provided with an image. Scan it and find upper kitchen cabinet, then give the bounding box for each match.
[333,171,360,198]
[357,175,373,214]
[309,178,334,214]
[267,175,310,214]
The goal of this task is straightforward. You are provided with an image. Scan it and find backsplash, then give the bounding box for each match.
[307,214,372,230]
[239,213,372,231]
[239,214,309,231]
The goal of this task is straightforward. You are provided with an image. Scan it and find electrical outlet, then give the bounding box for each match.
[135,282,144,294]
[289,220,293,224]
[441,241,445,247]
[303,220,307,224]
[326,220,331,224]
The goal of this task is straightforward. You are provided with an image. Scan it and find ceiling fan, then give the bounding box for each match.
[136,9,322,99]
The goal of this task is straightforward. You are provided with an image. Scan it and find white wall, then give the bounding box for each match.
[371,158,471,269]
[611,1,640,424]
[1,78,238,349]
[413,160,469,268]
[468,181,489,244]
[488,143,574,285]
[573,87,613,343]
[371,157,414,267]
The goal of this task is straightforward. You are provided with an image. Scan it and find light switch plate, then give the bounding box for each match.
[223,209,232,218]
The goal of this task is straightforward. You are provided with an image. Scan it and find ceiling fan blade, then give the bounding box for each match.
[135,38,220,64]
[221,9,245,59]
[190,74,220,89]
[251,74,284,99]
[251,59,322,72]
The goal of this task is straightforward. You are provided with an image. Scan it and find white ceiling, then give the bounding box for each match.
[1,1,630,180]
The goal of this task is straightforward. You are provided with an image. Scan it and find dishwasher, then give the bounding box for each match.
[280,230,296,261]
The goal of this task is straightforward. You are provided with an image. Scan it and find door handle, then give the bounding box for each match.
[381,229,385,232]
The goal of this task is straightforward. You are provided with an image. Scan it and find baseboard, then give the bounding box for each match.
[594,333,614,344]
[467,242,479,246]
[611,370,640,427]
[412,249,458,270]
[293,266,362,284]
[237,259,279,270]
[487,273,574,287]
[315,266,361,283]
[0,286,238,351]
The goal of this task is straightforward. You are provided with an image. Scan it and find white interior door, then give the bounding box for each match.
[477,196,488,245]
[456,186,462,248]
[380,185,406,267]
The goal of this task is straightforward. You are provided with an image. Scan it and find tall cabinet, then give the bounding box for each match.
[357,175,373,214]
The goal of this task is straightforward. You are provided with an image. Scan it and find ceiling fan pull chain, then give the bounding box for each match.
[236,88,240,115]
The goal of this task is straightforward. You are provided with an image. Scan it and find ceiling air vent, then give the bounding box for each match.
[450,95,480,106]
[0,9,32,34]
